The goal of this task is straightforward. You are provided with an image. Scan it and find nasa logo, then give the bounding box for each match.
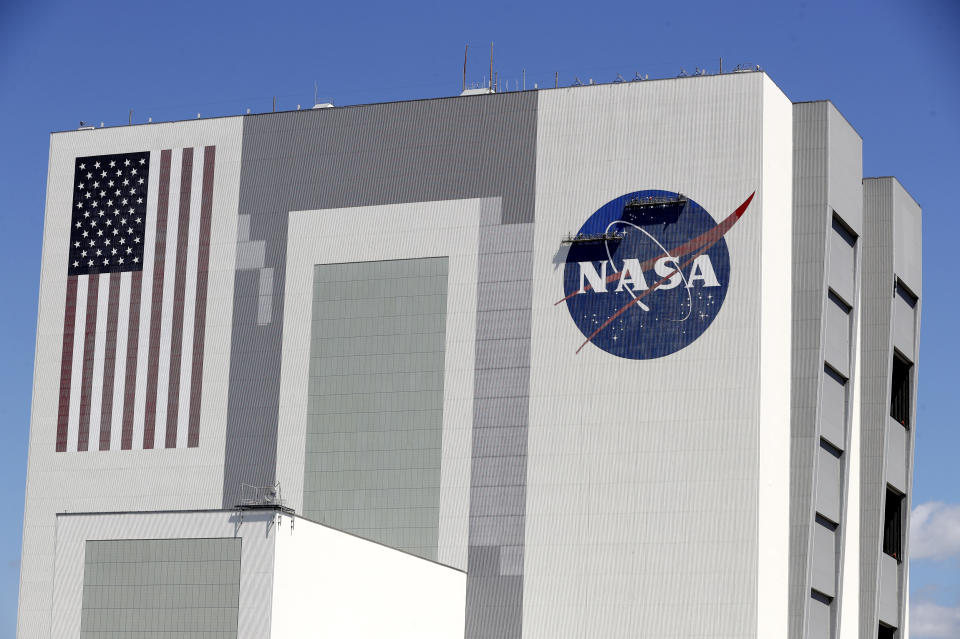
[558,190,755,359]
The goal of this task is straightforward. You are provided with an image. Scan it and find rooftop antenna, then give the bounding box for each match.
[128,109,133,125]
[522,68,526,90]
[489,42,493,91]
[463,45,468,92]
[555,71,558,88]
[272,96,276,112]
[719,57,723,74]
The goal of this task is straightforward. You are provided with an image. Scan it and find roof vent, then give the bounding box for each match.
[460,87,494,96]
[312,102,335,109]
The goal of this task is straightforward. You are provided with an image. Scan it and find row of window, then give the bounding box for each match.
[809,214,857,638]
[885,284,914,570]
[819,208,916,639]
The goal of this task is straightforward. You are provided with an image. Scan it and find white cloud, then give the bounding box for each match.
[911,501,960,560]
[911,600,960,638]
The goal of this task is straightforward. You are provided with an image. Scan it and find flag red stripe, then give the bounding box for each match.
[188,146,215,448]
[143,149,172,449]
[165,148,194,448]
[98,272,121,450]
[120,271,143,449]
[76,274,100,451]
[56,275,79,452]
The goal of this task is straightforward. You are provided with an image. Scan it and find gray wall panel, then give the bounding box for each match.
[860,178,894,637]
[302,257,448,561]
[792,100,863,639]
[827,106,865,235]
[816,446,842,524]
[791,102,831,639]
[892,182,922,294]
[824,296,851,377]
[878,555,900,628]
[829,225,857,305]
[227,92,538,508]
[820,368,847,451]
[806,594,833,639]
[466,219,535,639]
[80,538,241,639]
[892,293,916,362]
[861,177,921,637]
[812,523,837,598]
[885,418,907,494]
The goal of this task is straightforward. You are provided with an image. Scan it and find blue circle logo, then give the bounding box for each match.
[559,190,754,359]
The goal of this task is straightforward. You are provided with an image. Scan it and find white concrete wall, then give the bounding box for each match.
[758,74,793,639]
[524,72,793,637]
[270,514,466,638]
[838,306,862,639]
[50,509,277,638]
[19,119,243,639]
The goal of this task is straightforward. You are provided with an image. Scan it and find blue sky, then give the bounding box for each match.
[1,0,957,634]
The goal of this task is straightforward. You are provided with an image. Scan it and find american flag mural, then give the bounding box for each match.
[56,147,216,451]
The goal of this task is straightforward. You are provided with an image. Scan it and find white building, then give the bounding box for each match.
[19,70,920,638]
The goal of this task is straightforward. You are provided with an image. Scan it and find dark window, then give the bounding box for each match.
[890,353,912,427]
[820,437,843,460]
[883,487,904,562]
[828,288,852,314]
[832,214,858,247]
[815,513,839,531]
[878,621,896,639]
[894,279,917,308]
[811,589,833,605]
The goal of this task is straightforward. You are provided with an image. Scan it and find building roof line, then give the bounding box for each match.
[55,507,467,574]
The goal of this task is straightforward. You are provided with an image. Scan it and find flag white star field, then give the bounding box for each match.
[56,147,216,452]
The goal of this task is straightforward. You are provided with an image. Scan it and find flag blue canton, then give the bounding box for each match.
[68,151,150,276]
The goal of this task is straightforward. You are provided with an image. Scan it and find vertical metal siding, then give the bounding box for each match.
[227,92,539,511]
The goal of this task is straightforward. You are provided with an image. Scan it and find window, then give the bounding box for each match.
[832,213,858,247]
[894,279,917,308]
[815,513,838,531]
[890,353,913,427]
[878,621,896,639]
[883,486,904,562]
[828,288,852,314]
[820,437,843,460]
